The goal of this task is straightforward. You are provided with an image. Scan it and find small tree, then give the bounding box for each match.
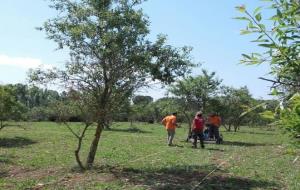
[30,0,193,169]
[0,86,26,130]
[218,86,254,132]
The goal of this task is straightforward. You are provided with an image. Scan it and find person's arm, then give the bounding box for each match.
[191,119,195,132]
[161,117,166,126]
[172,117,178,127]
[218,117,222,127]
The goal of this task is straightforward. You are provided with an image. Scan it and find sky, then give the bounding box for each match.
[0,0,274,100]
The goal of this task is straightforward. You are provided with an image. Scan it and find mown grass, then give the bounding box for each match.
[0,122,299,189]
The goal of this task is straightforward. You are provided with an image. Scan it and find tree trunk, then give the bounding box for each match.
[86,121,104,168]
[75,137,85,170]
[74,123,90,170]
[234,125,238,132]
[223,125,228,131]
[184,112,192,142]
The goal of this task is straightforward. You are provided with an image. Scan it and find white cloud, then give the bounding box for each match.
[0,54,53,69]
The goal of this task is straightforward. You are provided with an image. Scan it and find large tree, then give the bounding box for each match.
[30,0,193,169]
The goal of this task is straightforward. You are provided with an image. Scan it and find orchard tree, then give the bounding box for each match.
[130,95,154,122]
[218,86,254,132]
[169,69,222,138]
[0,86,26,130]
[132,95,153,105]
[30,0,193,169]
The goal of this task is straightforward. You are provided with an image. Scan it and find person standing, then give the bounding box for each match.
[161,112,178,146]
[208,113,222,144]
[191,111,205,148]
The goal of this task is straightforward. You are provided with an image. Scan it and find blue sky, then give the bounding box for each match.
[0,0,273,99]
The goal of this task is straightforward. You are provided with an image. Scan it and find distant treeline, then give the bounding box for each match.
[0,83,278,131]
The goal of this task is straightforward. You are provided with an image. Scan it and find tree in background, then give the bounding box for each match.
[30,0,193,169]
[130,95,154,123]
[216,86,253,132]
[236,0,300,138]
[169,69,222,138]
[151,97,183,123]
[0,85,27,130]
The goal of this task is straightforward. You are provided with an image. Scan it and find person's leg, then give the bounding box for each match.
[192,131,197,148]
[167,130,171,145]
[212,126,217,140]
[208,125,214,139]
[215,127,221,144]
[199,133,205,148]
[168,129,175,145]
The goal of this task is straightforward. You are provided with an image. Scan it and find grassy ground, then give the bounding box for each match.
[0,122,299,190]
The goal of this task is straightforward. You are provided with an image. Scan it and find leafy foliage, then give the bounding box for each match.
[279,93,300,137]
[169,69,222,114]
[0,85,27,129]
[236,0,300,138]
[235,0,300,95]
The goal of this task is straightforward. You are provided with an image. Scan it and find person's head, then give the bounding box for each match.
[172,112,177,116]
[196,111,202,118]
[210,112,217,117]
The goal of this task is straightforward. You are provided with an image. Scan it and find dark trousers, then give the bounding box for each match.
[209,125,221,143]
[209,125,219,138]
[192,131,204,148]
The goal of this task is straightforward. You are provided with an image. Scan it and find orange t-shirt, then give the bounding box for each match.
[208,116,221,127]
[162,115,177,130]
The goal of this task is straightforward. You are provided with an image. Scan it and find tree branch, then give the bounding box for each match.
[258,77,300,87]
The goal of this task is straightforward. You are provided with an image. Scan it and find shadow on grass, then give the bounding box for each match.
[223,130,276,136]
[91,164,278,190]
[0,171,8,178]
[0,137,37,148]
[0,154,15,164]
[222,141,276,147]
[108,127,152,134]
[205,147,225,152]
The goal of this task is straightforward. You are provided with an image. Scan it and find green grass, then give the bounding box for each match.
[0,122,299,189]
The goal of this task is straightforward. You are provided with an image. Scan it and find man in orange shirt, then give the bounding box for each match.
[208,113,222,144]
[161,112,178,146]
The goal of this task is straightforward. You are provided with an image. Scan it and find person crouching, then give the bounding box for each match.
[191,111,205,148]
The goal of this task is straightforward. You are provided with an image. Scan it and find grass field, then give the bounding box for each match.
[0,122,299,190]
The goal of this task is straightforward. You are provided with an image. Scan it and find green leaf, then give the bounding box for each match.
[240,30,252,35]
[258,43,276,48]
[258,24,266,31]
[277,9,282,18]
[242,54,251,59]
[233,17,250,21]
[255,13,262,22]
[271,88,279,96]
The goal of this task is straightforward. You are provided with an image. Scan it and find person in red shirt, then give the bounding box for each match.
[191,111,205,148]
[161,112,178,146]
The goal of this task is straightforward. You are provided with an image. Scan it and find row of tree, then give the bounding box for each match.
[1,76,277,132]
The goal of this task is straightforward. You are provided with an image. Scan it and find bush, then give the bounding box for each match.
[279,94,300,138]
